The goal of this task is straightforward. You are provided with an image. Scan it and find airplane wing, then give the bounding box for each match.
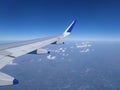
[0,20,76,86]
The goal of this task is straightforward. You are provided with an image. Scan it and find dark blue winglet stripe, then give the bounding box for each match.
[67,20,76,32]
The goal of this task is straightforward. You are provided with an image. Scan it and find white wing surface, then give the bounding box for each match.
[0,20,76,86]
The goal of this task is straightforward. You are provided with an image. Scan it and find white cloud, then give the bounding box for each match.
[76,42,92,49]
[77,45,87,48]
[59,48,66,52]
[80,48,90,53]
[75,42,92,53]
[47,55,56,60]
[53,48,66,53]
[62,49,65,52]
[61,53,69,57]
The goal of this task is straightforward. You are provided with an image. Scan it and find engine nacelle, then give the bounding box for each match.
[52,41,64,45]
[29,49,50,54]
[37,49,50,54]
[0,72,19,86]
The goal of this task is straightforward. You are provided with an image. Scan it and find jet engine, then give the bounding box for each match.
[29,49,50,54]
[37,49,50,54]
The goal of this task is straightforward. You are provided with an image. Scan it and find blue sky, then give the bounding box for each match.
[0,0,120,41]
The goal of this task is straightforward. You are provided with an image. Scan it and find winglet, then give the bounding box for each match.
[63,20,76,37]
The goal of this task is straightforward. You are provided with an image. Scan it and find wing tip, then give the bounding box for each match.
[66,19,77,33]
[63,20,77,37]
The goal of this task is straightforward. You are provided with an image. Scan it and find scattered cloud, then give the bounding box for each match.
[76,42,92,49]
[76,42,92,53]
[47,55,56,60]
[46,42,93,59]
[80,48,90,53]
[59,48,66,52]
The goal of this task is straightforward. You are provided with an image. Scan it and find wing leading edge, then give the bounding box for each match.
[0,20,76,86]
